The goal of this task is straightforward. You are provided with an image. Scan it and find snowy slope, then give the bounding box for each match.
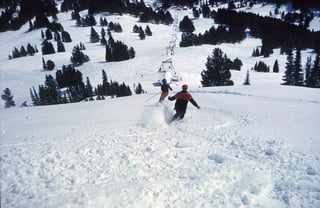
[1,2,320,208]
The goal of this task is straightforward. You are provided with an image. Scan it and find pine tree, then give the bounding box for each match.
[145,25,152,36]
[28,20,34,31]
[70,46,89,66]
[128,47,135,59]
[179,15,195,33]
[20,46,27,57]
[133,24,140,33]
[201,48,234,87]
[253,61,270,72]
[41,30,45,39]
[273,59,279,73]
[139,29,145,40]
[46,60,55,70]
[85,77,94,100]
[243,70,250,85]
[101,27,106,38]
[27,43,36,55]
[1,88,15,108]
[57,40,66,52]
[41,40,55,55]
[305,56,312,87]
[30,86,40,106]
[44,74,60,105]
[102,69,111,95]
[309,54,320,88]
[45,29,53,40]
[282,49,294,85]
[42,57,47,70]
[293,48,304,86]
[135,83,144,94]
[90,27,100,43]
[61,30,72,42]
[12,47,21,58]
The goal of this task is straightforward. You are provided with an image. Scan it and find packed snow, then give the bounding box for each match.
[1,2,320,208]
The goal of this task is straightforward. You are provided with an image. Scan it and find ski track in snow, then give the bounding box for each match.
[1,102,319,208]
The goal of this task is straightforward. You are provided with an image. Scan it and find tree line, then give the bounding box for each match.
[214,9,320,55]
[29,66,142,106]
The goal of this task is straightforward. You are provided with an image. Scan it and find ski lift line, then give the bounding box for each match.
[152,10,181,86]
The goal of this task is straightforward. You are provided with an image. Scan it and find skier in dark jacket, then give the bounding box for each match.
[159,78,172,102]
[168,84,200,121]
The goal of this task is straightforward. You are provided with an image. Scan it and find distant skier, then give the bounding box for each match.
[168,84,200,121]
[159,78,172,103]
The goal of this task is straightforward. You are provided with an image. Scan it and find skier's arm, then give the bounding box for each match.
[168,95,176,101]
[190,98,200,109]
[168,85,172,91]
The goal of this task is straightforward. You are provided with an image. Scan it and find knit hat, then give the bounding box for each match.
[182,84,188,90]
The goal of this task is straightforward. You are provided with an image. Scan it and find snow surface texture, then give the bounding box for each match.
[1,2,320,208]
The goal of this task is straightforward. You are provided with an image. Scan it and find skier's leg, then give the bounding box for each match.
[179,113,185,120]
[171,112,179,122]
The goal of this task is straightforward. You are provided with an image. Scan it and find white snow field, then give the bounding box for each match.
[1,2,320,208]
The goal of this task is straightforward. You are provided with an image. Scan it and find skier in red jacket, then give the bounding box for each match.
[168,84,200,121]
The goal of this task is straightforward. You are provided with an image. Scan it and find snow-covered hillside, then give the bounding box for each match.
[1,2,320,208]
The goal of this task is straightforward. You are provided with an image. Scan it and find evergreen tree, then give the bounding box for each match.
[1,88,15,108]
[30,86,40,106]
[201,48,234,87]
[12,47,21,58]
[45,29,53,40]
[70,46,89,66]
[253,61,270,72]
[252,47,260,57]
[201,3,211,18]
[30,88,36,106]
[44,74,60,105]
[179,15,195,33]
[139,29,145,40]
[101,27,106,38]
[42,57,47,70]
[243,70,250,85]
[41,40,55,55]
[133,24,140,33]
[282,49,294,85]
[28,20,34,31]
[233,58,242,71]
[41,30,45,39]
[305,56,312,87]
[46,60,55,70]
[192,7,200,19]
[57,40,66,52]
[27,43,36,55]
[101,69,112,95]
[20,46,27,57]
[117,82,132,97]
[145,25,152,36]
[100,36,107,45]
[54,32,61,42]
[85,77,94,100]
[135,83,144,94]
[128,47,135,59]
[61,30,72,42]
[293,48,304,86]
[90,27,100,43]
[309,54,320,88]
[273,59,279,73]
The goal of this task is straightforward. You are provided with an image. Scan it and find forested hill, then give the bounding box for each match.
[1,0,320,32]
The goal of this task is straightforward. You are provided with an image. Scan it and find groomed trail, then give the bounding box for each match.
[1,90,319,208]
